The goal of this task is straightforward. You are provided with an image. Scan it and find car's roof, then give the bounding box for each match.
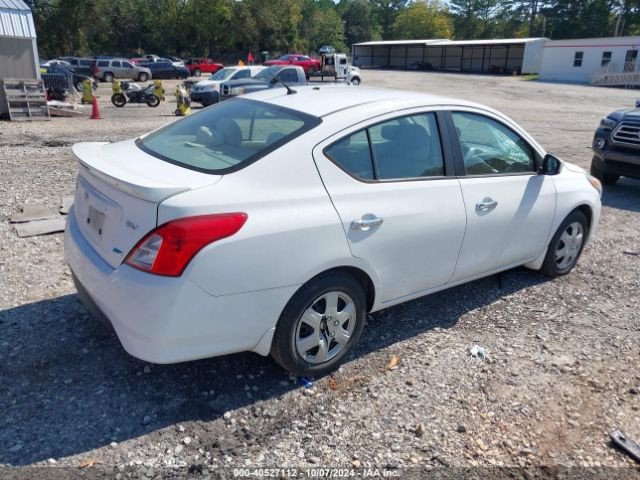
[243,85,491,119]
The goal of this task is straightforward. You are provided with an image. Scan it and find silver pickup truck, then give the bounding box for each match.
[219,65,306,101]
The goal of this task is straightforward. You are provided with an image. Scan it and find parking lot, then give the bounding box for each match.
[1,71,639,476]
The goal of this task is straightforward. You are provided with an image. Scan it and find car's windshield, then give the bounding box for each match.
[277,55,292,61]
[253,67,281,82]
[138,99,321,174]
[210,68,236,80]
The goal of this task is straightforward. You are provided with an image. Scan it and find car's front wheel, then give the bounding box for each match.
[138,72,149,82]
[590,157,619,186]
[271,272,366,377]
[540,210,588,277]
[194,68,201,77]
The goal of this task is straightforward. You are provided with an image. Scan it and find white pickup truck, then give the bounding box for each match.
[309,53,361,85]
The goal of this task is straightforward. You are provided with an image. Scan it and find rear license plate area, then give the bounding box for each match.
[86,205,106,237]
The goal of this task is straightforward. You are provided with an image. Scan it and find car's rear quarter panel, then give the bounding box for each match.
[157,132,362,298]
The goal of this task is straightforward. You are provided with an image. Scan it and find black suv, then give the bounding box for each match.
[592,102,640,185]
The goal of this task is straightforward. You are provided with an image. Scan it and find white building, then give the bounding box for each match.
[0,0,39,79]
[352,38,547,74]
[539,36,640,83]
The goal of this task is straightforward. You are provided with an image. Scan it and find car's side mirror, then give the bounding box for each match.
[538,153,562,175]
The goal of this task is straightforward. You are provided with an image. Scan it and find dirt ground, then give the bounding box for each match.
[1,72,639,479]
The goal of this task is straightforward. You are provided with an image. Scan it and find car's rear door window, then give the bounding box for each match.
[324,112,445,181]
[138,99,321,174]
[325,131,374,180]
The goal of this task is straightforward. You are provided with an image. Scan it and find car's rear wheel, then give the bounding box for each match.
[138,72,149,82]
[540,210,588,277]
[271,272,366,377]
[590,157,619,186]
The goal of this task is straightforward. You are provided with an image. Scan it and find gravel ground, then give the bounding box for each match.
[1,73,640,479]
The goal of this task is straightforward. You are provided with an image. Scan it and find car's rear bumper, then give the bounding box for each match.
[592,145,640,179]
[64,209,295,363]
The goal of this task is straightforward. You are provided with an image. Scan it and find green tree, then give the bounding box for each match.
[372,0,408,39]
[392,0,452,39]
[542,0,615,38]
[342,0,382,46]
[301,5,347,52]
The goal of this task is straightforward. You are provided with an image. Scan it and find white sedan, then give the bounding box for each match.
[65,86,602,376]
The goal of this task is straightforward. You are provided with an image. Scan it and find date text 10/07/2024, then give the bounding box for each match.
[233,468,402,478]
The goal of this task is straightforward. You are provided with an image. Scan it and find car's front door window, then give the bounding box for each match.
[451,112,534,175]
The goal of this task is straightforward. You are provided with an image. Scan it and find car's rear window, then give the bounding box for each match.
[137,99,321,174]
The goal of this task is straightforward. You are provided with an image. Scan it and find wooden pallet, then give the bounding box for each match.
[1,78,50,121]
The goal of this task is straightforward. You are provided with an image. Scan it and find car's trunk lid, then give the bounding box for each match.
[72,140,221,268]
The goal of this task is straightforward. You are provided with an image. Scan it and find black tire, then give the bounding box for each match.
[111,93,126,107]
[146,94,160,107]
[271,272,366,377]
[540,210,589,278]
[75,81,83,91]
[194,68,201,77]
[590,157,619,186]
[351,77,361,86]
[103,72,114,83]
[138,72,149,82]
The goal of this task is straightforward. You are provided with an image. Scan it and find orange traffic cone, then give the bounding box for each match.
[90,95,101,120]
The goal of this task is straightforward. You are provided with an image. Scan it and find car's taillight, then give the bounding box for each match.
[125,213,247,277]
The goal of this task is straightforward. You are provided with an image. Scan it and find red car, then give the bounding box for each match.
[263,54,321,75]
[185,58,224,77]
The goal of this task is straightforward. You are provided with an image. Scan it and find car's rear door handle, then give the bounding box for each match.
[351,216,384,230]
[475,198,498,211]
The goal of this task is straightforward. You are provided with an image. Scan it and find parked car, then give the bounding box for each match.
[166,56,185,67]
[40,59,71,69]
[95,58,152,82]
[147,61,189,79]
[591,102,640,185]
[190,66,266,106]
[44,65,98,92]
[220,65,306,100]
[65,87,602,376]
[65,57,98,77]
[263,54,321,76]
[185,58,224,77]
[318,45,336,55]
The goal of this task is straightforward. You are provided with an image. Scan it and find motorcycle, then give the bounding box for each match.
[111,82,160,108]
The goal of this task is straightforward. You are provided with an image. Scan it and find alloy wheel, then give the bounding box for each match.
[555,221,584,270]
[294,291,356,364]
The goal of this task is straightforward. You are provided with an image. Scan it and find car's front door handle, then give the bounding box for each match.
[351,216,384,230]
[475,198,498,212]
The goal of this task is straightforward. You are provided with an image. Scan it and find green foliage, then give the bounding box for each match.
[26,0,638,61]
[392,0,452,39]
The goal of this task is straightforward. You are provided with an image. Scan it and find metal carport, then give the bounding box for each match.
[352,38,546,75]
